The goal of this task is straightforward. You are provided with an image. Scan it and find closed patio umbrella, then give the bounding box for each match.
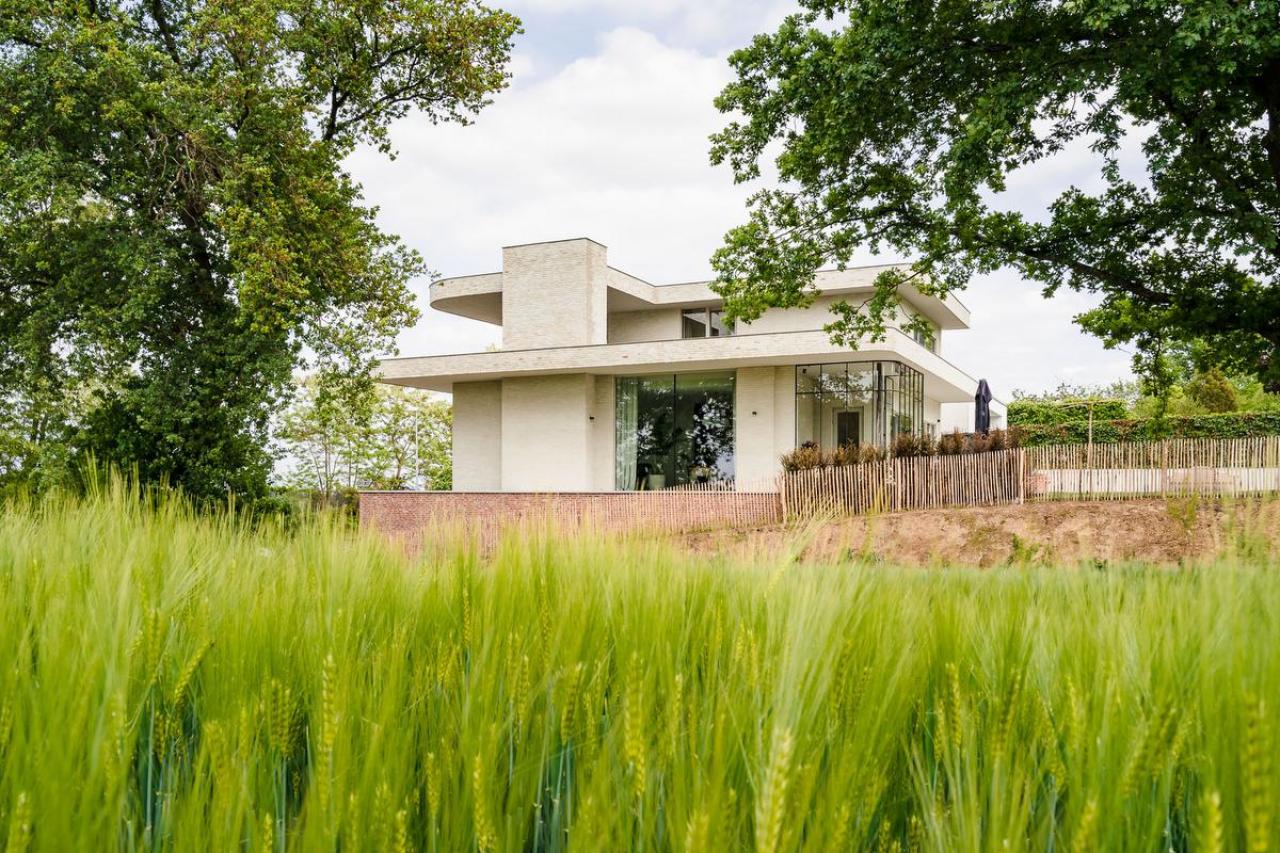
[975,379,993,435]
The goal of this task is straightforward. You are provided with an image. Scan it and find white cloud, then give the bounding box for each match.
[346,24,1133,396]
[943,271,1133,400]
[507,0,797,46]
[348,27,751,355]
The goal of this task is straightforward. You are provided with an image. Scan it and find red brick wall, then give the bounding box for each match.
[359,490,782,539]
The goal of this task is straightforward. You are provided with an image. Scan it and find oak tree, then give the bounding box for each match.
[710,0,1280,387]
[0,0,517,500]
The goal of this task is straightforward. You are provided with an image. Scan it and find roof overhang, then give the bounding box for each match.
[428,264,971,330]
[428,272,503,325]
[379,328,984,403]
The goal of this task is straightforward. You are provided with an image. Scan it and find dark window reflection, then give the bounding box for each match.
[616,372,735,490]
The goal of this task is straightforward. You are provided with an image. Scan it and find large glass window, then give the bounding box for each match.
[616,372,735,490]
[882,362,924,440]
[794,361,923,449]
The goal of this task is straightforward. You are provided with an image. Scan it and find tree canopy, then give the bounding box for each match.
[710,0,1280,388]
[0,0,518,501]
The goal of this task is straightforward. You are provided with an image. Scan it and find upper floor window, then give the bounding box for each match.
[682,308,734,339]
[913,326,936,352]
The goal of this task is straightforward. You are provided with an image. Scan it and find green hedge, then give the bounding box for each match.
[1007,399,1129,426]
[1017,411,1280,446]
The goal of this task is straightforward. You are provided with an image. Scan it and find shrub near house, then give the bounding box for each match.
[1011,403,1280,447]
[1009,366,1280,447]
[1007,399,1130,426]
[780,429,1019,471]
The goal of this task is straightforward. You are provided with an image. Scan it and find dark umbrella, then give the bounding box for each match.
[975,379,993,435]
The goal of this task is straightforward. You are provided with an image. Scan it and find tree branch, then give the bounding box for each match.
[149,0,181,64]
[323,83,347,141]
[1150,89,1274,257]
[1256,57,1280,202]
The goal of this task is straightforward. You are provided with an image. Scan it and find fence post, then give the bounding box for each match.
[1018,447,1026,504]
[1161,440,1169,499]
[1086,400,1095,499]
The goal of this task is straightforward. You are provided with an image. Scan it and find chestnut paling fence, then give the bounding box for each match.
[1023,435,1280,500]
[778,447,1025,519]
[777,436,1280,520]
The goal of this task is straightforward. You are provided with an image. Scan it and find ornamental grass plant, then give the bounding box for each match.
[1,478,1278,850]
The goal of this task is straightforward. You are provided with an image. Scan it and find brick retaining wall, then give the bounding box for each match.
[359,490,783,539]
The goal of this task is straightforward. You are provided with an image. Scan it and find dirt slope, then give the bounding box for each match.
[681,499,1280,567]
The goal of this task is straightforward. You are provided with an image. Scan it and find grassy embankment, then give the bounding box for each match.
[1,481,1278,851]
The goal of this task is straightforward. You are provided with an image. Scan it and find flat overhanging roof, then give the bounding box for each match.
[379,328,985,403]
[428,264,971,331]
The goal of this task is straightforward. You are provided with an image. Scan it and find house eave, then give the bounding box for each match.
[378,328,985,403]
[428,264,971,330]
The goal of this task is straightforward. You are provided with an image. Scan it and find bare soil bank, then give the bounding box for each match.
[681,499,1280,567]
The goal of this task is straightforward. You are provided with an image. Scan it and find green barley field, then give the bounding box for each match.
[1,482,1278,851]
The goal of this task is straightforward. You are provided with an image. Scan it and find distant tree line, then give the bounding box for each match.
[1012,344,1280,422]
[276,381,452,500]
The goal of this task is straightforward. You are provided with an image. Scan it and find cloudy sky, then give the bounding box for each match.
[345,0,1137,399]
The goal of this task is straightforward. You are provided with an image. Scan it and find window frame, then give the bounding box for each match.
[680,307,734,339]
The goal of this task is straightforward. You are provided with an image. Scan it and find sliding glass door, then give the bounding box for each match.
[615,372,735,490]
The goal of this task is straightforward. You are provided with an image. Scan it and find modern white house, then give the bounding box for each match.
[378,238,1005,492]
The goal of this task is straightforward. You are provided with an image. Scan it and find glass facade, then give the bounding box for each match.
[615,371,735,490]
[795,361,924,449]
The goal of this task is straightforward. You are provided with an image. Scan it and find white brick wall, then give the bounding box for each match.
[925,398,942,437]
[735,367,778,485]
[501,239,608,349]
[607,308,681,343]
[738,294,859,334]
[590,376,616,490]
[452,381,502,491]
[740,294,939,354]
[500,374,594,490]
[772,366,797,461]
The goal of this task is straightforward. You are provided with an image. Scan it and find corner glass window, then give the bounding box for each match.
[794,361,923,449]
[709,310,733,337]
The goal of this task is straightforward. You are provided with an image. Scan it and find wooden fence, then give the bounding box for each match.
[778,448,1024,519]
[1025,436,1280,500]
[777,437,1280,520]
